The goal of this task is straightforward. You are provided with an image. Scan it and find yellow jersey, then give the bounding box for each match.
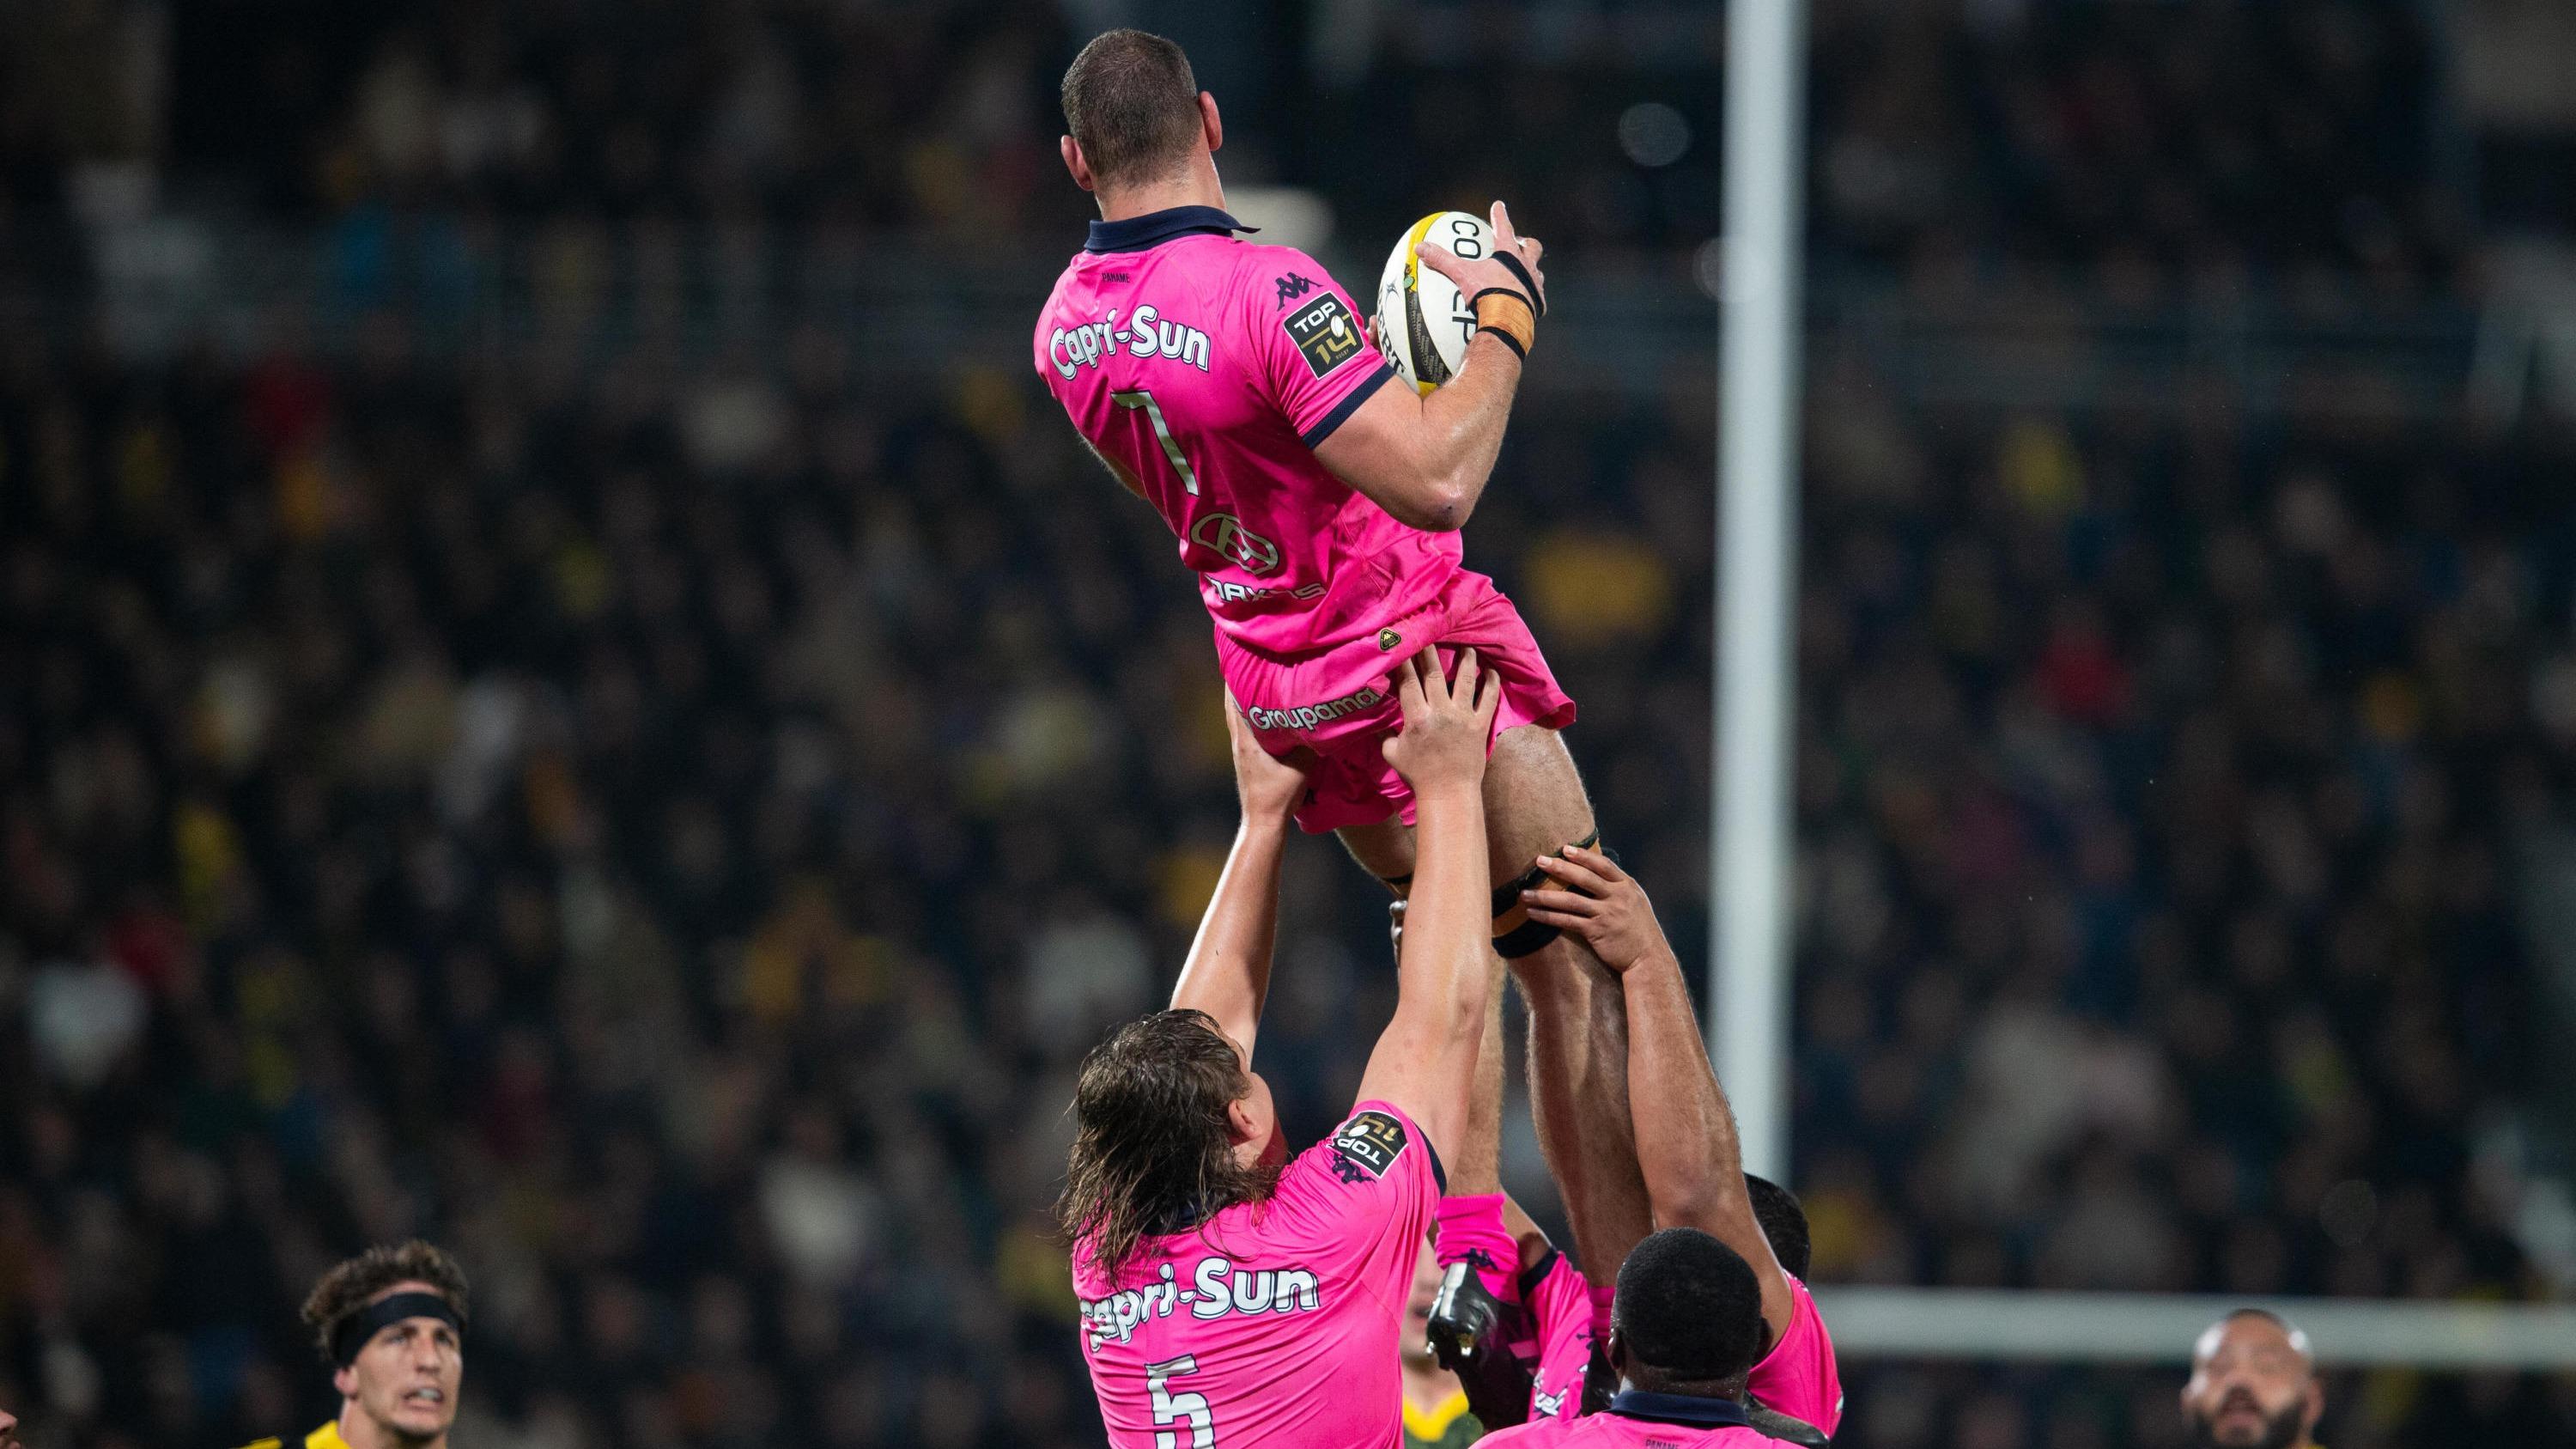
[1402,1387,1483,1447]
[238,1422,354,1449]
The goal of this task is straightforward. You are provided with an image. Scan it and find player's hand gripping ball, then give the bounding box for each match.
[1375,202,1546,392]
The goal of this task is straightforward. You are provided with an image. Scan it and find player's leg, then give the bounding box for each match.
[1334,815,1419,892]
[1421,968,1545,1428]
[1337,726,1651,1282]
[1474,724,1652,1286]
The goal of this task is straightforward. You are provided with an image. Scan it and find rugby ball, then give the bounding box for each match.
[1376,210,1497,393]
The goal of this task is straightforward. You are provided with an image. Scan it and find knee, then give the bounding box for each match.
[1491,830,1605,959]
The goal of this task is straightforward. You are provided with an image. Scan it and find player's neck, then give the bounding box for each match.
[1621,1372,1745,1403]
[1400,1355,1460,1410]
[1096,157,1226,222]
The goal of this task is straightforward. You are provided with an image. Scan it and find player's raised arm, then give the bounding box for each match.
[1522,849,1798,1342]
[1166,693,1311,1056]
[1310,202,1546,533]
[1354,648,1504,1163]
[1413,952,1552,1269]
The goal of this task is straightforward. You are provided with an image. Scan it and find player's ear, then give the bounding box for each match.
[1199,92,1222,155]
[333,1362,358,1399]
[1060,135,1095,192]
[2300,1378,2323,1432]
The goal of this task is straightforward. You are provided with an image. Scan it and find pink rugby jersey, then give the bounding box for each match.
[1746,1275,1843,1436]
[1033,206,1459,664]
[1073,1101,1445,1448]
[1475,1391,1797,1448]
[1432,1194,1600,1422]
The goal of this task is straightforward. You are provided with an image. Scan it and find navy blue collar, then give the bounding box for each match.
[1607,1389,1753,1429]
[1085,205,1255,253]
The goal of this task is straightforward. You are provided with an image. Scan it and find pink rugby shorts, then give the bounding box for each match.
[1218,569,1577,833]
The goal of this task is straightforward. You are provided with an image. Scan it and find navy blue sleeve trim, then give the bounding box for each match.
[1518,1246,1561,1300]
[1298,362,1395,448]
[1424,1132,1447,1195]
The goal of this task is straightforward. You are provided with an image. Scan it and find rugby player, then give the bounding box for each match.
[1062,649,1501,1447]
[1744,1177,1810,1284]
[1420,964,1611,1430]
[1474,1228,1800,1447]
[240,1240,466,1449]
[1735,1177,1832,1446]
[1036,27,1652,1290]
[2180,1310,2324,1449]
[1403,1239,1484,1448]
[1523,849,1844,1439]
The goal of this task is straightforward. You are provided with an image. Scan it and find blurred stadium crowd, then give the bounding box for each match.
[2,0,2447,273]
[3,2,2574,1448]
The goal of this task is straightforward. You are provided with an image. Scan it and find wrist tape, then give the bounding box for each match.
[1472,290,1537,359]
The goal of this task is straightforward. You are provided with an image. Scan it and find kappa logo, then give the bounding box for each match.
[1275,272,1316,307]
[1189,512,1282,575]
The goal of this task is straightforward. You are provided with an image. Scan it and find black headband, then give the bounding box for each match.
[331,1292,463,1366]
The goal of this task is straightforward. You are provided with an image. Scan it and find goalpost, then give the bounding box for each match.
[1708,0,2576,1371]
[1713,0,1806,1189]
[1813,1288,2576,1368]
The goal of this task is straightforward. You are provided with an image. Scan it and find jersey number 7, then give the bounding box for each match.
[1112,389,1200,496]
[1145,1354,1216,1448]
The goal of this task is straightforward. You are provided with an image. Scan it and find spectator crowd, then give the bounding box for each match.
[0,1,2571,1446]
[4,305,2571,1447]
[1,0,2458,287]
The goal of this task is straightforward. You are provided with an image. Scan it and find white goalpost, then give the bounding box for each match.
[1713,0,1806,1188]
[1816,1288,2576,1369]
[1706,0,2576,1373]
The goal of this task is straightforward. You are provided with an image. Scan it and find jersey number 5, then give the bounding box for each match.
[1145,1354,1215,1448]
[1112,389,1200,496]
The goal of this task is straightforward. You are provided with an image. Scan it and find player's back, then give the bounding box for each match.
[1074,1103,1443,1448]
[1035,207,1457,661]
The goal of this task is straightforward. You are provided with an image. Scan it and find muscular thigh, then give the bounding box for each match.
[1334,725,1599,889]
[1479,724,1598,881]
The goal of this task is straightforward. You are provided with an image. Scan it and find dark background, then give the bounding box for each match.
[3,1,2575,1445]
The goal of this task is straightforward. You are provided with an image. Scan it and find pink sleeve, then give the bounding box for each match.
[1243,249,1395,447]
[1435,1194,1524,1306]
[1524,1251,1599,1422]
[1273,1101,1443,1269]
[1746,1275,1843,1435]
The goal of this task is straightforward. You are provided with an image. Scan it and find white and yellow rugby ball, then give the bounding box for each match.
[1376,210,1498,393]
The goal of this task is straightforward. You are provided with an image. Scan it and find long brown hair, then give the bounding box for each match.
[1059,1008,1280,1281]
